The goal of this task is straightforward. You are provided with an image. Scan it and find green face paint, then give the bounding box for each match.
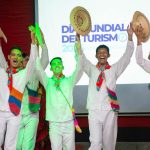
[50,58,64,75]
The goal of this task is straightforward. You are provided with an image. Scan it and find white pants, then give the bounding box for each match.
[88,110,117,150]
[0,111,21,150]
[16,113,39,150]
[49,120,75,150]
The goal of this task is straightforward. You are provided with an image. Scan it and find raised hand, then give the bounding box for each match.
[0,28,7,43]
[75,33,81,48]
[40,29,45,44]
[75,33,82,55]
[127,23,133,41]
[29,24,44,46]
[31,31,38,45]
[134,24,143,45]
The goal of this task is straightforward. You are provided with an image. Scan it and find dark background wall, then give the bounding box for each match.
[0,0,35,58]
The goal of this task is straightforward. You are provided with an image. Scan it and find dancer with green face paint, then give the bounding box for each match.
[36,35,83,150]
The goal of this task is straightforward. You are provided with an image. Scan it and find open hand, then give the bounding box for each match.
[127,23,133,41]
[0,28,7,43]
[134,24,143,45]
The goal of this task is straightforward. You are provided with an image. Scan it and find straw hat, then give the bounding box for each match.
[70,6,91,36]
[132,11,150,42]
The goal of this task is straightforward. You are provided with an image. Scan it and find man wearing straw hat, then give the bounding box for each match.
[76,24,134,150]
[70,6,135,150]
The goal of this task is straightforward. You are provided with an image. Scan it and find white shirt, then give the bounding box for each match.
[36,54,83,122]
[82,41,134,110]
[0,44,38,112]
[136,44,150,73]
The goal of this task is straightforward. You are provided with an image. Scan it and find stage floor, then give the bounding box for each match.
[76,142,150,150]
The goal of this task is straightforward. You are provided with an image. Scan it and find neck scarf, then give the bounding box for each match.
[96,63,120,112]
[6,67,21,91]
[6,67,23,115]
[96,63,111,91]
[52,73,65,87]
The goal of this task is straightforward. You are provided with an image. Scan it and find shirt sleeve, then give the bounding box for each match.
[113,40,134,78]
[0,45,8,70]
[23,44,38,84]
[69,54,83,86]
[135,44,150,73]
[40,43,49,70]
[36,57,48,89]
[82,53,93,77]
[67,42,84,86]
[73,41,93,77]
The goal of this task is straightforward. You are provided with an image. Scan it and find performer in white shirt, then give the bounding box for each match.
[76,23,134,150]
[0,28,38,150]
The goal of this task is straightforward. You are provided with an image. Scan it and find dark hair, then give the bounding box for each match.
[10,46,22,54]
[50,57,62,66]
[22,52,29,58]
[96,45,109,54]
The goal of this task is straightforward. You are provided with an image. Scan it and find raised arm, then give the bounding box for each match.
[135,25,150,73]
[0,28,8,69]
[23,31,38,84]
[75,33,93,77]
[75,33,82,56]
[69,33,83,85]
[35,57,48,89]
[39,30,49,70]
[114,23,134,77]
